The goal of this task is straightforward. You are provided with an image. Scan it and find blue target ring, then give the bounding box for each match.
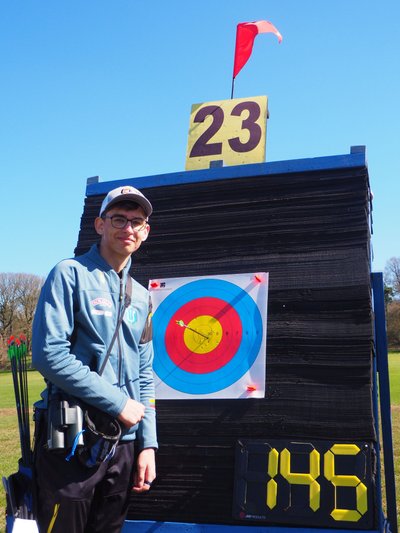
[152,278,263,394]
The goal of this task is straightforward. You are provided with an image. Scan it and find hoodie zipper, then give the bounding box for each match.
[117,276,124,385]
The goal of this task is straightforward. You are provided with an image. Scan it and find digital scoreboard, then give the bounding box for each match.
[233,439,375,530]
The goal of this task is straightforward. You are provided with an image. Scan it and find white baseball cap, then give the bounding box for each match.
[99,186,153,217]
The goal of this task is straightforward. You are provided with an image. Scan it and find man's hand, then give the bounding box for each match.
[132,448,156,493]
[117,398,145,428]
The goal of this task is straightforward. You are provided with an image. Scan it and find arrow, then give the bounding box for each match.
[176,320,209,340]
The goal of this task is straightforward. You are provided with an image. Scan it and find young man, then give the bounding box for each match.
[32,185,157,533]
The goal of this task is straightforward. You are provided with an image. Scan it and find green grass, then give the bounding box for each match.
[0,359,399,532]
[0,371,44,409]
[0,371,44,532]
[389,352,400,405]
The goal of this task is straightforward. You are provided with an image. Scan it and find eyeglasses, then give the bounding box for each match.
[103,215,148,231]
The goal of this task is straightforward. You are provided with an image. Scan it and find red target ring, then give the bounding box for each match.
[165,297,242,373]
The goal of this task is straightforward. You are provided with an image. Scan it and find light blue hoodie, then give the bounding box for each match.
[32,244,157,450]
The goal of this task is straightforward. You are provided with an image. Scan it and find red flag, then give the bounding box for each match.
[233,20,282,78]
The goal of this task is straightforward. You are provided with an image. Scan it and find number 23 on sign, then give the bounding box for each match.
[185,96,268,170]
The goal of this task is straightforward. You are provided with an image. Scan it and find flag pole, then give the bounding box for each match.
[231,77,235,99]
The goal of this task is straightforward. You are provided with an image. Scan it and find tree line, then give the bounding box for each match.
[384,257,400,350]
[0,258,399,369]
[0,273,44,369]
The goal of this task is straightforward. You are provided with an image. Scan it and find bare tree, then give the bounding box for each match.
[0,273,19,338]
[0,272,44,367]
[386,301,400,350]
[384,257,400,298]
[14,273,44,348]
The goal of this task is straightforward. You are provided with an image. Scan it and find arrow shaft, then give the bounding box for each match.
[185,325,209,339]
[176,320,209,340]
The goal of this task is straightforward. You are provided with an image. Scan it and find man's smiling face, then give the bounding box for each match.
[95,205,150,269]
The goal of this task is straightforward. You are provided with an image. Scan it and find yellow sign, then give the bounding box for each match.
[185,96,268,170]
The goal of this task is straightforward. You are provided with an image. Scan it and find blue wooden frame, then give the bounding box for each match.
[85,147,367,196]
[372,272,398,533]
[121,523,380,533]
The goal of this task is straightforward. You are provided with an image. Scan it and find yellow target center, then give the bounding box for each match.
[184,315,223,354]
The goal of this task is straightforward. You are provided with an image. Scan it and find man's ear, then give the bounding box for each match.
[94,217,105,236]
[141,224,150,242]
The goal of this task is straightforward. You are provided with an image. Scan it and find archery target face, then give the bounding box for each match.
[149,273,268,399]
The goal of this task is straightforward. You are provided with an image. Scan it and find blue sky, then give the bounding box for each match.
[1,1,399,277]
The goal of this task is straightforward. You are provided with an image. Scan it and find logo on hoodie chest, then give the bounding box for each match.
[126,306,138,324]
[90,297,113,317]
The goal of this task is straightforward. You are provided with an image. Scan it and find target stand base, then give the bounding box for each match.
[122,521,381,533]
